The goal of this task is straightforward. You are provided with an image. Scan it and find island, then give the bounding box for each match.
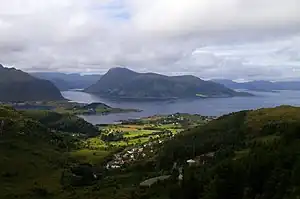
[4,101,141,115]
[85,67,252,100]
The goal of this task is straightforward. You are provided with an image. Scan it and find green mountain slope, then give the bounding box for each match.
[152,105,300,199]
[0,65,64,102]
[0,106,74,199]
[85,67,251,99]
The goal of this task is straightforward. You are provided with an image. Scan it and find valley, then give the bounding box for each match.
[0,105,211,199]
[2,104,300,199]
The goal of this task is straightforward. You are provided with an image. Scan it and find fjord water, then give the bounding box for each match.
[62,90,300,124]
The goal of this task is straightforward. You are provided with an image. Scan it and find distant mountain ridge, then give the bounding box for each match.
[31,72,102,91]
[213,79,300,91]
[0,64,64,102]
[85,67,251,100]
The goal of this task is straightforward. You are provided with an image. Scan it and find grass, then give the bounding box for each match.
[70,149,111,165]
[129,137,151,144]
[78,122,183,152]
[124,130,158,138]
[0,138,68,198]
[234,149,250,160]
[253,135,281,143]
[85,137,107,149]
[101,123,182,144]
[108,137,150,146]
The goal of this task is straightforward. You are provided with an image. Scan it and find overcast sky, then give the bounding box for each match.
[0,0,300,81]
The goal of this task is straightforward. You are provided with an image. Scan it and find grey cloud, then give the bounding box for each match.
[0,0,300,81]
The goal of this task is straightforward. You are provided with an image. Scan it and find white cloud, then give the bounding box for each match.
[127,0,300,36]
[0,0,300,80]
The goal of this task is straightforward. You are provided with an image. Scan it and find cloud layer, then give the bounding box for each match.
[0,0,300,80]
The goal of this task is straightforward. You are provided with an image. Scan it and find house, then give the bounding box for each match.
[187,159,196,166]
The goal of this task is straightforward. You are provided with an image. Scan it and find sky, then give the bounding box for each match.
[0,0,300,81]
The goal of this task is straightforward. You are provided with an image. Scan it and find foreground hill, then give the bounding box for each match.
[0,106,85,198]
[152,105,300,199]
[86,67,251,99]
[0,65,64,102]
[32,72,102,91]
[213,79,300,92]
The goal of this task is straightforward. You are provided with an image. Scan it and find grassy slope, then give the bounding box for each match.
[146,105,300,199]
[0,106,71,198]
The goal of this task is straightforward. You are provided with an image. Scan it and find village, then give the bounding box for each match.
[100,113,215,170]
[106,137,167,170]
[65,113,216,187]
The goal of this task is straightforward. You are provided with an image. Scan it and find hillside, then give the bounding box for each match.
[152,105,300,199]
[0,106,78,199]
[22,110,98,136]
[3,104,300,199]
[85,67,251,99]
[0,65,64,102]
[32,72,102,91]
[213,79,300,91]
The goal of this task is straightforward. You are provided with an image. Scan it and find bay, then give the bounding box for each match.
[62,90,300,124]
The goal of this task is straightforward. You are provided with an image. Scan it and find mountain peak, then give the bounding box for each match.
[107,67,137,74]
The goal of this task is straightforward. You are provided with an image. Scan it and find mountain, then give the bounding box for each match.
[213,79,300,91]
[31,72,102,91]
[0,65,64,102]
[85,67,251,99]
[276,81,300,90]
[212,79,278,91]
